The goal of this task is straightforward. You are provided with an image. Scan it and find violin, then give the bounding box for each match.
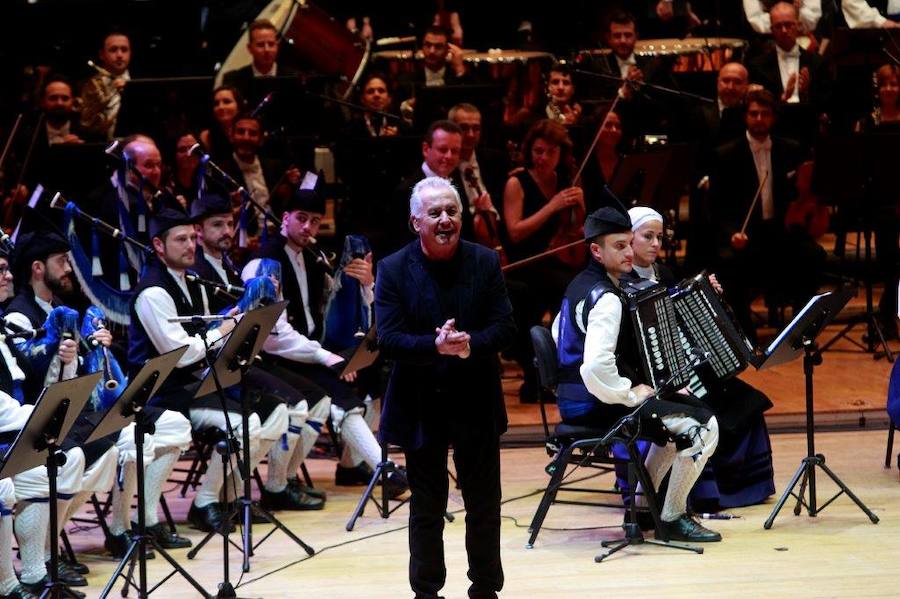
[546,181,587,269]
[464,167,507,265]
[784,160,829,239]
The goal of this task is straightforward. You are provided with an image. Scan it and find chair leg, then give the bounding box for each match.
[886,422,895,469]
[159,494,178,534]
[526,445,573,548]
[180,444,205,497]
[300,462,314,488]
[89,493,113,543]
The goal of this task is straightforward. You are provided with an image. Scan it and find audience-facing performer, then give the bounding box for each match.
[376,176,515,599]
[502,119,584,402]
[553,207,721,542]
[80,31,133,140]
[624,206,776,510]
[191,193,326,509]
[709,89,823,337]
[242,190,408,495]
[128,209,288,532]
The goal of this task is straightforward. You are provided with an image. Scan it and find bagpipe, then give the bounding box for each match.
[19,305,80,391]
[321,234,371,352]
[80,306,127,412]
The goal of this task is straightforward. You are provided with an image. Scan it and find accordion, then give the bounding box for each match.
[622,274,761,393]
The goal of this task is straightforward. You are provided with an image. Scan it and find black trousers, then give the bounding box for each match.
[404,424,503,599]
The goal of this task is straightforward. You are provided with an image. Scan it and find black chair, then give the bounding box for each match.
[525,326,702,560]
[886,418,899,476]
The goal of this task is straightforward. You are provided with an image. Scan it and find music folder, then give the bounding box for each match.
[336,325,379,378]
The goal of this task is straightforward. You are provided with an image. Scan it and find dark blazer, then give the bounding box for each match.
[709,134,803,250]
[221,64,299,100]
[747,46,830,109]
[375,240,515,449]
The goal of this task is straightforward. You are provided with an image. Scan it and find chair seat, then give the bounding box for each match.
[553,422,609,440]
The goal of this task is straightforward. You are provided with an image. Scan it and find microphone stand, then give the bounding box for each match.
[302,90,403,122]
[50,193,154,256]
[573,68,716,104]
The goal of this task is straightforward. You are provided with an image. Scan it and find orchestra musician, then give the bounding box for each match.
[221,19,298,98]
[199,85,246,162]
[242,189,408,495]
[552,206,721,542]
[128,209,289,532]
[502,118,584,402]
[398,25,470,122]
[79,31,133,141]
[375,176,515,599]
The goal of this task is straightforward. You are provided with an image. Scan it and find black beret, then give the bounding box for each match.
[285,189,325,215]
[11,231,70,280]
[150,207,193,239]
[584,207,632,240]
[190,193,232,222]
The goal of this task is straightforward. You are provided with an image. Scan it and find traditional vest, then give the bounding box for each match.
[556,260,645,426]
[127,260,207,389]
[193,248,244,314]
[257,237,326,338]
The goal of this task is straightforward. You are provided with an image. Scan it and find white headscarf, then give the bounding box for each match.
[627,206,663,231]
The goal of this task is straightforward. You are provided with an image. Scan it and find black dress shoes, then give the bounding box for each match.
[20,577,85,598]
[140,521,193,549]
[104,531,156,560]
[655,515,722,543]
[287,476,327,501]
[260,486,325,511]
[335,463,374,486]
[188,502,235,533]
[0,582,40,599]
[46,560,87,586]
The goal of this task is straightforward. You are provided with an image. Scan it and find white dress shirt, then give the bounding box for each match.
[233,153,270,210]
[776,44,802,103]
[424,66,447,86]
[616,53,637,79]
[204,252,229,284]
[842,0,890,27]
[133,268,223,368]
[45,121,72,145]
[746,131,774,220]
[251,63,277,77]
[743,0,822,33]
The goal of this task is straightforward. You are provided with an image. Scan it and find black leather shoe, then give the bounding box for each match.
[656,515,722,543]
[287,476,326,500]
[19,578,84,599]
[104,531,156,560]
[188,502,235,533]
[383,468,409,499]
[0,582,41,599]
[61,557,89,575]
[46,560,87,587]
[335,463,374,486]
[623,509,655,532]
[140,521,192,549]
[260,487,325,511]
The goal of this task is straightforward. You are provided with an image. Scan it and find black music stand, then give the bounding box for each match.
[88,347,211,599]
[0,373,100,599]
[186,302,314,589]
[115,76,215,143]
[763,289,880,529]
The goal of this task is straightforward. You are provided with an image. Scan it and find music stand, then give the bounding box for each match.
[115,76,215,143]
[609,150,670,209]
[186,302,314,589]
[0,373,100,599]
[87,347,211,599]
[763,289,881,529]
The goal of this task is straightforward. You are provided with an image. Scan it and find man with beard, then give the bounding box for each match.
[129,209,291,530]
[376,177,515,599]
[3,232,122,595]
[38,77,91,147]
[397,26,469,122]
[191,193,324,510]
[80,31,133,140]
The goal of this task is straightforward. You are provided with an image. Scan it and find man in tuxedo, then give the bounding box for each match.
[79,31,132,140]
[709,89,823,338]
[222,19,298,99]
[397,26,470,123]
[376,176,515,599]
[747,2,830,111]
[388,120,467,255]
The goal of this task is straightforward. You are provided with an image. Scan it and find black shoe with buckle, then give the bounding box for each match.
[287,476,327,501]
[136,521,192,549]
[188,502,235,533]
[260,486,325,511]
[655,514,722,543]
[335,463,374,486]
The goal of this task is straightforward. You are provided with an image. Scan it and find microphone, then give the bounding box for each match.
[375,36,417,46]
[251,92,274,118]
[185,273,245,296]
[167,315,239,324]
[187,143,205,158]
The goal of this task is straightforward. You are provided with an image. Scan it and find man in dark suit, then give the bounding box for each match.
[376,176,515,599]
[747,3,830,113]
[388,120,468,256]
[397,25,470,123]
[709,89,823,338]
[222,19,298,100]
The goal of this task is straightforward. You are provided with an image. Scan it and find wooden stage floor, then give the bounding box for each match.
[70,427,899,598]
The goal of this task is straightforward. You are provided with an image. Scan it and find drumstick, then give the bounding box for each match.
[739,169,768,236]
